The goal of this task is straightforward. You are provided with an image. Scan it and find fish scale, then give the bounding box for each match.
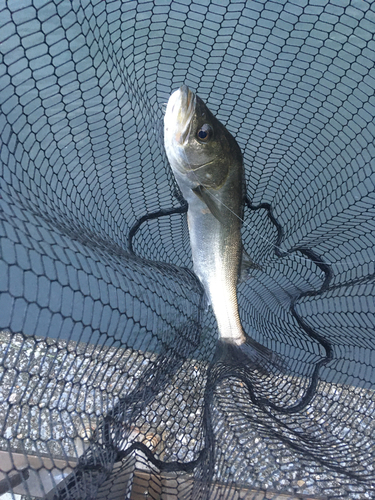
[164,85,281,372]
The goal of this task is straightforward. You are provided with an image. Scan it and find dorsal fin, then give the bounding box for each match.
[239,250,263,282]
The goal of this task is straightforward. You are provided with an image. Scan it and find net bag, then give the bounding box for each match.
[0,1,374,499]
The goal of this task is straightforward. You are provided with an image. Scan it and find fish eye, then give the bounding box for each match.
[196,124,212,142]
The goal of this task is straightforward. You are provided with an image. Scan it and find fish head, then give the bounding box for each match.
[164,85,242,189]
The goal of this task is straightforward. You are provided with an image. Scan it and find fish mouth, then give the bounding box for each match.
[166,85,196,145]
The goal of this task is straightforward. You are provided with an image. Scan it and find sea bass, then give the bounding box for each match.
[164,85,277,369]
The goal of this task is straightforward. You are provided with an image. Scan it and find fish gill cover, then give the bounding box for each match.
[0,0,374,499]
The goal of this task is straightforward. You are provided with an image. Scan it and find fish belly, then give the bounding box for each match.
[187,202,245,345]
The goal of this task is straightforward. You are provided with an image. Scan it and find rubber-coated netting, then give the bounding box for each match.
[0,1,374,499]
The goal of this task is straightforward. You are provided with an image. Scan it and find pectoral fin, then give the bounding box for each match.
[192,185,224,224]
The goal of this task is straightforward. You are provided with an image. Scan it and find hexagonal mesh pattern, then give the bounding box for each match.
[0,1,374,499]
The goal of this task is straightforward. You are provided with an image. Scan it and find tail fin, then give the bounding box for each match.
[213,336,285,375]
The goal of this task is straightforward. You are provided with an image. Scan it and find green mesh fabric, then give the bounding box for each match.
[0,1,374,499]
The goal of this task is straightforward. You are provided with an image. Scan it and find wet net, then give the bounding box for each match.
[0,0,374,499]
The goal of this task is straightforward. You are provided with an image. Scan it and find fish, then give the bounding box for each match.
[164,85,280,371]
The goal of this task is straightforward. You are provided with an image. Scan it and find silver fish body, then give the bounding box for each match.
[164,85,277,367]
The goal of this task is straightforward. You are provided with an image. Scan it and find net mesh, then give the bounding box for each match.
[0,0,374,499]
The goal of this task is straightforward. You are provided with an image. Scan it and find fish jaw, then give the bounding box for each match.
[164,85,196,173]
